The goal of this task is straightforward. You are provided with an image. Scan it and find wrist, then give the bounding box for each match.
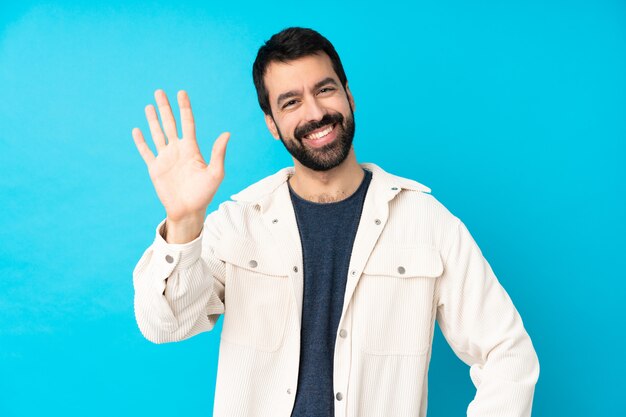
[164,213,205,244]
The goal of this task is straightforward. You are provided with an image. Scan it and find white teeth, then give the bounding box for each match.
[306,124,334,140]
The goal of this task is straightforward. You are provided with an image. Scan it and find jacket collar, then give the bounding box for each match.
[230,162,430,203]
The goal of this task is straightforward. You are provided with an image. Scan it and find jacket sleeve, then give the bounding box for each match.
[132,210,226,344]
[435,219,540,417]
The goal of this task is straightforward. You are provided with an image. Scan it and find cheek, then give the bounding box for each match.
[325,98,352,119]
[278,116,301,137]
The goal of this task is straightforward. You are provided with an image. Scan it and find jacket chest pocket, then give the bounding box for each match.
[217,237,291,352]
[353,245,443,356]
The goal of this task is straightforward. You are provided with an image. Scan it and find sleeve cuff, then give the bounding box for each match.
[151,218,205,271]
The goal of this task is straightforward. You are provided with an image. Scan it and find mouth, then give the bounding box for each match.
[302,123,337,148]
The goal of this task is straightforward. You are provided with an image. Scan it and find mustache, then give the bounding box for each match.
[294,113,344,141]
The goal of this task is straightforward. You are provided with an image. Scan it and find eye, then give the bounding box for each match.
[282,99,298,109]
[318,86,336,95]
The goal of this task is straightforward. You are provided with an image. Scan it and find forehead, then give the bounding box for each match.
[264,53,339,99]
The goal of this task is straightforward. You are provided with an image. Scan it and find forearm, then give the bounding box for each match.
[437,219,540,416]
[133,219,225,343]
[465,330,539,417]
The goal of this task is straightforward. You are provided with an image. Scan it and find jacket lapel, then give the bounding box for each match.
[339,170,401,321]
[259,182,305,332]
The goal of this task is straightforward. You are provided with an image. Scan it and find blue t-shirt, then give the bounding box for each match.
[288,168,372,417]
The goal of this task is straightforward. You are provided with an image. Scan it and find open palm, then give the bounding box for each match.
[132,89,230,222]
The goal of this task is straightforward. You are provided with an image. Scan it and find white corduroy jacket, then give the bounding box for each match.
[133,163,539,417]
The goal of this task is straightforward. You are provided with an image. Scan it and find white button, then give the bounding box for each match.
[165,254,174,263]
[339,329,348,338]
[287,388,291,394]
[336,392,343,401]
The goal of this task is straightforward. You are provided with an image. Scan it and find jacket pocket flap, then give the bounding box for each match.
[217,236,287,277]
[363,245,443,278]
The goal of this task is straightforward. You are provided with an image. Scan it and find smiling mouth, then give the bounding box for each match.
[304,123,335,141]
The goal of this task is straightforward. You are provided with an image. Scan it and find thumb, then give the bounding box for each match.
[208,132,231,174]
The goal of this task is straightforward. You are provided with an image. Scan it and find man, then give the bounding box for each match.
[132,27,539,417]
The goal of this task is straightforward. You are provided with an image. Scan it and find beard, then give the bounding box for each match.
[275,109,356,172]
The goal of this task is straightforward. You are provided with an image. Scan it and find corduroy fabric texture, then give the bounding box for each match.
[133,163,540,417]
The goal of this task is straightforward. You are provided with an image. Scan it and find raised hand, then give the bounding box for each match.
[132,89,230,242]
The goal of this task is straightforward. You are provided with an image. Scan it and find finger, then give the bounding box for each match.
[208,132,231,175]
[177,90,196,141]
[145,104,166,151]
[132,127,156,165]
[154,89,179,142]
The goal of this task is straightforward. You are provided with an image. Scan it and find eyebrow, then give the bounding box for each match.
[276,77,339,107]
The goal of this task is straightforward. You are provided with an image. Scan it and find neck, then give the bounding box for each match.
[289,149,364,203]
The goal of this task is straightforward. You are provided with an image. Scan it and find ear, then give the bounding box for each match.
[264,113,280,140]
[345,83,356,112]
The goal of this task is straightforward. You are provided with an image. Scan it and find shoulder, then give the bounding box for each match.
[364,162,431,193]
[367,162,458,222]
[229,166,294,203]
[371,164,461,250]
[203,167,292,234]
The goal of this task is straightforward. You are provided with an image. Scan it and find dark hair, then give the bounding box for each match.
[252,27,348,115]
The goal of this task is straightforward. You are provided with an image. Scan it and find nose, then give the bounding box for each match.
[302,95,325,122]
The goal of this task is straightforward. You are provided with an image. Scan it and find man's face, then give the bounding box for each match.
[263,53,355,171]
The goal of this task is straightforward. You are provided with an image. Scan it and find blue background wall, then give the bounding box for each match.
[1,1,624,416]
